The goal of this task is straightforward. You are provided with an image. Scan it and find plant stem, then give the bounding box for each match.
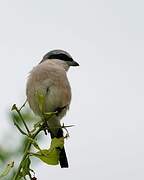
[13,127,43,180]
[19,100,27,111]
[13,119,28,136]
[16,108,30,134]
[12,104,30,134]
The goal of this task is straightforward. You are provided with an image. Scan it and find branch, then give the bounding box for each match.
[11,104,30,134]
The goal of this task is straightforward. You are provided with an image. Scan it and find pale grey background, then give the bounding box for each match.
[0,0,144,179]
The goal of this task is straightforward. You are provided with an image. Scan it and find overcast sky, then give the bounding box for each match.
[0,0,144,180]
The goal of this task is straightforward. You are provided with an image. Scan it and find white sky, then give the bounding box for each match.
[0,0,144,179]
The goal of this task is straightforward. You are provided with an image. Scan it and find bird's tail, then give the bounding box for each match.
[50,128,69,168]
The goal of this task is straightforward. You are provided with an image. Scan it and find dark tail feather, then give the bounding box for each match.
[59,146,68,168]
[50,128,69,168]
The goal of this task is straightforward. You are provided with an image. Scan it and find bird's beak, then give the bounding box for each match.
[69,60,79,66]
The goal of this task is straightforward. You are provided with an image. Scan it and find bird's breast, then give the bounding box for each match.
[26,65,71,117]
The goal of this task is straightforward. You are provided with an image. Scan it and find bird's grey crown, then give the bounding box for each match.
[43,50,72,59]
[40,49,73,64]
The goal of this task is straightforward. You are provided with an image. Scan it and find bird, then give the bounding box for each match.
[26,49,79,168]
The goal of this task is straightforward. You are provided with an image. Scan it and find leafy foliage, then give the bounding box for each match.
[32,137,64,166]
[0,93,72,179]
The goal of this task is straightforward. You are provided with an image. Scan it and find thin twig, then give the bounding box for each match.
[12,104,30,134]
[13,119,27,136]
[19,100,27,111]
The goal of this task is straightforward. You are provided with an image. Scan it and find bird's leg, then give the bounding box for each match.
[42,119,49,135]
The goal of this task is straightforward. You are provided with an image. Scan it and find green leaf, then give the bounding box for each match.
[50,137,64,150]
[32,138,64,166]
[36,92,45,113]
[33,148,60,165]
[0,161,14,179]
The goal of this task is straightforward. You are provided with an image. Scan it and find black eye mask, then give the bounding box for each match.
[44,53,73,62]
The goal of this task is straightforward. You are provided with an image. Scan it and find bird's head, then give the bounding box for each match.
[40,49,79,67]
